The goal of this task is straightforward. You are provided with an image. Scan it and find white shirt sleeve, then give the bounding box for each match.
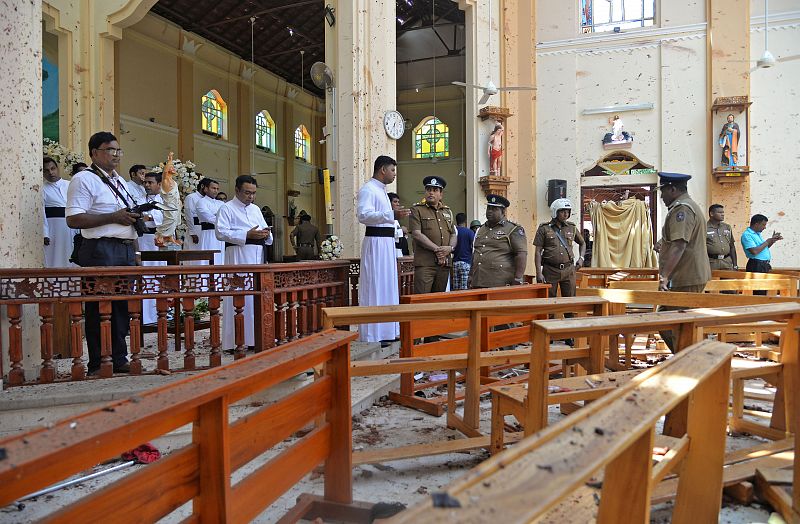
[43,204,50,238]
[196,198,216,224]
[357,186,393,225]
[214,204,246,245]
[65,175,94,216]
[184,195,198,235]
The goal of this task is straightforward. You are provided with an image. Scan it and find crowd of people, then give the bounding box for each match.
[42,137,784,370]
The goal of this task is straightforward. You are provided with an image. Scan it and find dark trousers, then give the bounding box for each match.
[77,238,136,371]
[542,263,576,298]
[414,265,451,294]
[746,258,772,295]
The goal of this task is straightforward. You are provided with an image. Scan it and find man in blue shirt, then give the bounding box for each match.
[452,212,475,290]
[741,214,782,293]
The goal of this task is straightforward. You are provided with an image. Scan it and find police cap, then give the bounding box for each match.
[423,176,446,189]
[486,194,510,208]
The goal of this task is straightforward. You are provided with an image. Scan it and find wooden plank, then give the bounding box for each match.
[351,349,532,376]
[44,446,199,524]
[723,482,755,504]
[231,424,331,523]
[353,432,526,465]
[325,340,353,504]
[193,398,231,522]
[463,311,483,430]
[651,435,690,485]
[597,428,654,524]
[229,376,331,469]
[395,341,735,523]
[754,471,800,524]
[577,287,800,307]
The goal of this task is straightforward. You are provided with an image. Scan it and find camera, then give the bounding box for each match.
[129,201,174,237]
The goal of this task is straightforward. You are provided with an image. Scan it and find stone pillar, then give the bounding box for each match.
[708,0,750,258]
[326,0,397,258]
[42,0,157,154]
[459,0,501,223]
[0,0,43,378]
[501,0,537,273]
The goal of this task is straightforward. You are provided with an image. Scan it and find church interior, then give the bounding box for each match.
[1,0,800,522]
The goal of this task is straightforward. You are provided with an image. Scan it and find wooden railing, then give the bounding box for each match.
[392,340,736,524]
[0,261,349,386]
[0,330,363,523]
[346,256,414,306]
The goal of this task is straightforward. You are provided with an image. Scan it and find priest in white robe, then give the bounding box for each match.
[42,157,77,267]
[194,179,225,265]
[357,156,410,343]
[216,175,273,353]
[182,179,209,258]
[140,172,165,325]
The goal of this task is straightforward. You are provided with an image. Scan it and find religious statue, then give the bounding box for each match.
[602,115,633,145]
[719,113,740,166]
[488,122,504,176]
[155,152,182,247]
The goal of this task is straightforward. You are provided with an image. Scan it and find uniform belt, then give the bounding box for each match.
[89,237,135,246]
[145,227,157,235]
[44,206,66,218]
[365,226,394,238]
[193,217,200,225]
[225,239,264,248]
[298,243,313,247]
[543,261,568,270]
[710,254,728,260]
[200,222,215,230]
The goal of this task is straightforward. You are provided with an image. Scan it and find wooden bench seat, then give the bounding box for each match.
[489,369,643,453]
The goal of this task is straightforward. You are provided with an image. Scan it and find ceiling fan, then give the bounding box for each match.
[451,0,536,104]
[729,0,800,72]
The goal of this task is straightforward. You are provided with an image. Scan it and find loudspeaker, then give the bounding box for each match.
[547,179,567,206]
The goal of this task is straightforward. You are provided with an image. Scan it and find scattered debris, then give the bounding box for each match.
[431,492,461,508]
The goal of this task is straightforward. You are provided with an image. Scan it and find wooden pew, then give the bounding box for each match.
[323,297,607,461]
[577,267,659,288]
[394,285,549,416]
[0,330,369,523]
[608,277,798,296]
[490,303,800,443]
[392,340,737,524]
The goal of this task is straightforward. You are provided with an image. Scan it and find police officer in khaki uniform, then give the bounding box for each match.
[409,176,457,293]
[706,204,738,270]
[469,194,528,288]
[533,198,586,297]
[290,212,322,260]
[657,172,712,351]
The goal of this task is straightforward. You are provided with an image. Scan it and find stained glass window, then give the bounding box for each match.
[413,117,449,159]
[581,0,655,33]
[201,90,226,138]
[294,125,310,162]
[255,110,275,152]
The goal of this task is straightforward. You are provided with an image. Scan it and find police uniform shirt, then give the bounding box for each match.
[706,220,735,258]
[660,196,712,287]
[533,221,583,266]
[292,221,321,247]
[408,201,456,267]
[470,220,527,288]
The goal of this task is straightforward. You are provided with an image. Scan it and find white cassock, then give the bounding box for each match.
[182,191,203,260]
[216,198,273,350]
[43,178,77,267]
[126,180,147,205]
[357,178,399,342]
[139,194,165,325]
[195,195,226,265]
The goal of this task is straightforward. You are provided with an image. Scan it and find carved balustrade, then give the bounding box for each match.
[346,256,414,307]
[0,261,349,387]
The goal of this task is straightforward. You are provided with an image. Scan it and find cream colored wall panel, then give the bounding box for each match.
[119,114,179,171]
[661,0,705,27]
[193,134,238,191]
[749,25,800,266]
[118,36,178,127]
[536,0,578,42]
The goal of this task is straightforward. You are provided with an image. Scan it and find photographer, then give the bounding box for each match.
[66,131,139,376]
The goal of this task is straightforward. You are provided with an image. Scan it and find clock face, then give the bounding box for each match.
[384,110,405,140]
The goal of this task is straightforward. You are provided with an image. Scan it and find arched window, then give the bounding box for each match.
[201,89,227,138]
[294,125,311,162]
[255,110,276,152]
[413,117,449,159]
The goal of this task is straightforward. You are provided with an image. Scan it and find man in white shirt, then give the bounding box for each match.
[357,156,410,343]
[126,164,147,204]
[195,179,225,265]
[42,156,77,267]
[183,178,210,253]
[216,175,273,355]
[140,172,165,325]
[66,131,141,376]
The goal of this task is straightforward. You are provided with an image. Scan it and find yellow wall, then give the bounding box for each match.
[113,13,325,257]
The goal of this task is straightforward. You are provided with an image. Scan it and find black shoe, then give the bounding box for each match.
[87,367,100,377]
[113,363,131,374]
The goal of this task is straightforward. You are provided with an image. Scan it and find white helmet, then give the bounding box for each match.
[550,198,574,219]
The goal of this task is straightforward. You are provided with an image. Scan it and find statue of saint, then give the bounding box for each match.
[719,113,740,166]
[488,122,504,176]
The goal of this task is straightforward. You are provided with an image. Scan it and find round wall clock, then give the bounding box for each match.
[384,110,405,140]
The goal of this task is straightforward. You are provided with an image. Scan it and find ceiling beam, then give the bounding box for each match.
[205,0,322,28]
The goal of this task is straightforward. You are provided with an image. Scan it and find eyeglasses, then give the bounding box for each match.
[97,147,124,157]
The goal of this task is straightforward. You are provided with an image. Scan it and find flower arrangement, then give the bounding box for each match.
[43,138,85,172]
[320,235,343,260]
[150,158,202,239]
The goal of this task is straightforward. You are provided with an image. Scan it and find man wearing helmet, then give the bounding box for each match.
[533,197,586,298]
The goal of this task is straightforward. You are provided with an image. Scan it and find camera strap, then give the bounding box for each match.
[89,164,138,208]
